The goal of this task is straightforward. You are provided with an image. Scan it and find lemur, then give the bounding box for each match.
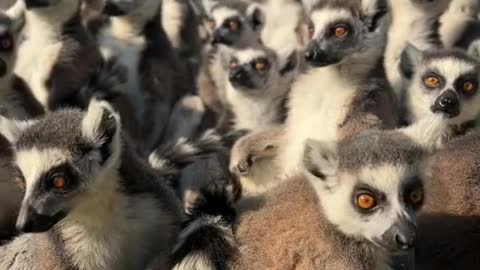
[384,0,452,100]
[401,44,480,145]
[415,129,480,270]
[218,44,299,133]
[196,0,265,126]
[175,115,448,270]
[13,0,102,112]
[230,0,399,194]
[0,98,183,270]
[97,0,193,152]
[440,0,480,49]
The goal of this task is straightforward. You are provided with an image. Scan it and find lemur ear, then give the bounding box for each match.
[303,139,338,181]
[0,116,35,144]
[468,39,480,61]
[82,99,121,163]
[400,114,447,151]
[400,43,423,80]
[246,3,265,32]
[361,0,388,32]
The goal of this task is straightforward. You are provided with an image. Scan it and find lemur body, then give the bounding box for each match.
[280,0,398,176]
[229,116,446,269]
[14,0,102,111]
[98,0,191,151]
[385,0,451,98]
[0,99,182,269]
[401,46,480,145]
[440,0,480,49]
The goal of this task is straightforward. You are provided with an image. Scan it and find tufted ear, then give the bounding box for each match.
[0,116,35,144]
[361,0,389,32]
[82,99,121,164]
[246,3,265,32]
[303,139,338,181]
[400,43,423,80]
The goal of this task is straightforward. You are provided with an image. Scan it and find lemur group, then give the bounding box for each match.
[0,0,478,269]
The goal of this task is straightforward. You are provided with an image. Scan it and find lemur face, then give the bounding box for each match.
[222,46,298,94]
[0,100,121,233]
[304,0,388,67]
[303,130,430,253]
[206,2,264,47]
[403,47,480,125]
[23,0,63,9]
[103,0,159,17]
[0,12,16,78]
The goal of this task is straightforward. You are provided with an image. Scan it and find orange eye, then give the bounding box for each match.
[255,62,266,71]
[409,188,424,206]
[357,193,377,210]
[424,76,440,89]
[229,20,239,31]
[464,82,475,93]
[53,176,66,190]
[16,177,26,190]
[334,26,348,38]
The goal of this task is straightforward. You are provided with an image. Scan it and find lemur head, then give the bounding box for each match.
[401,45,480,126]
[0,99,122,233]
[221,45,299,95]
[0,9,23,81]
[302,116,447,253]
[304,0,388,67]
[103,0,160,18]
[206,1,265,47]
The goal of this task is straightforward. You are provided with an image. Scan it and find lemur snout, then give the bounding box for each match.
[16,207,66,233]
[431,90,459,118]
[229,67,254,89]
[212,29,233,46]
[304,42,337,67]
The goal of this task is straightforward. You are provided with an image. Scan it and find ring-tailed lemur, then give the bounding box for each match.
[401,44,480,145]
[385,0,452,100]
[218,44,299,132]
[0,98,183,270]
[97,0,193,152]
[232,0,398,193]
[13,0,102,112]
[440,0,480,49]
[229,115,447,270]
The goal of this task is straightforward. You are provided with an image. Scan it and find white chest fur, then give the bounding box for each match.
[15,22,63,109]
[99,25,146,119]
[226,83,285,132]
[280,68,354,175]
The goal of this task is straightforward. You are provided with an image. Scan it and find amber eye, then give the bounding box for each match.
[16,177,26,190]
[52,176,67,190]
[308,23,315,40]
[424,76,440,89]
[229,20,239,31]
[0,36,13,51]
[255,60,269,71]
[409,188,424,206]
[463,82,475,93]
[334,25,348,38]
[357,193,377,210]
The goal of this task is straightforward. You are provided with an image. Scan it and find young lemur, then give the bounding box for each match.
[231,0,398,194]
[14,0,102,112]
[0,99,183,270]
[97,0,192,151]
[401,45,480,145]
[385,0,452,100]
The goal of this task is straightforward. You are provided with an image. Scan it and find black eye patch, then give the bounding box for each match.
[454,73,478,98]
[38,163,80,194]
[0,33,13,52]
[326,20,353,38]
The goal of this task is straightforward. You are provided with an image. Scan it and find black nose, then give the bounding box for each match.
[212,29,232,46]
[16,208,66,233]
[24,0,50,8]
[304,42,337,67]
[432,90,460,118]
[229,67,254,89]
[394,231,416,250]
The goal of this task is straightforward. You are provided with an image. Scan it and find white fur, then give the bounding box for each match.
[279,67,355,175]
[440,0,480,48]
[162,0,186,48]
[211,7,238,25]
[310,8,353,39]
